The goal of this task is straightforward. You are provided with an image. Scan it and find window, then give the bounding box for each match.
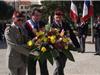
[20,6,23,9]
[25,6,29,9]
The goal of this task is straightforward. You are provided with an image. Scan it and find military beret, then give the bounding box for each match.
[12,11,25,18]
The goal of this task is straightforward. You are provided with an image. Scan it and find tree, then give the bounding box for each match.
[0,1,14,20]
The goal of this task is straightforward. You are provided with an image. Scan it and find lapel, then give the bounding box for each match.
[12,23,24,44]
[11,23,21,36]
[53,21,63,28]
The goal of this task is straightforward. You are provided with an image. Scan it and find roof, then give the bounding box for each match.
[19,1,31,5]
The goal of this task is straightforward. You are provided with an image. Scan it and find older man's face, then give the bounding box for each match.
[13,17,24,26]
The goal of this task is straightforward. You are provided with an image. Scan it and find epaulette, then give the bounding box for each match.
[5,25,12,33]
[6,24,11,27]
[8,25,11,28]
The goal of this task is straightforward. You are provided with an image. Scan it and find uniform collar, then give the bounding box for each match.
[12,22,21,29]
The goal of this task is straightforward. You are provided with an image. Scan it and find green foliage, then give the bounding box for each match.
[0,1,14,20]
[44,51,54,65]
[41,1,70,20]
[63,50,75,62]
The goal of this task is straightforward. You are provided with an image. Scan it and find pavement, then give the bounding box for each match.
[0,36,100,75]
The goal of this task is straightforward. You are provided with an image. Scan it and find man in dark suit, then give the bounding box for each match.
[77,19,88,53]
[24,8,49,75]
[52,8,80,75]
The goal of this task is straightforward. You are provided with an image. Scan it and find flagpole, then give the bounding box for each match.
[48,15,51,24]
[91,16,94,43]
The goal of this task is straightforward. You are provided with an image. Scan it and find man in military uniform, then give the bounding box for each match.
[5,11,30,75]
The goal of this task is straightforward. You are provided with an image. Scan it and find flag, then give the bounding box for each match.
[82,0,93,22]
[70,1,78,23]
[89,0,93,16]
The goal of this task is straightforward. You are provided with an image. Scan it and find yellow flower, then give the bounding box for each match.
[65,46,68,49]
[36,31,44,36]
[50,35,56,39]
[48,36,51,39]
[50,35,56,44]
[27,40,33,47]
[63,38,69,43]
[41,47,47,52]
[43,37,48,42]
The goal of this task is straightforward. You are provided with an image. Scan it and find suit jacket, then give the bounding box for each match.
[94,22,100,37]
[5,23,30,69]
[52,21,80,48]
[77,22,88,36]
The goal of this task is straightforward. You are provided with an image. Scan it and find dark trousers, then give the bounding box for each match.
[53,52,67,75]
[0,34,2,41]
[28,55,49,75]
[79,35,87,52]
[95,37,100,54]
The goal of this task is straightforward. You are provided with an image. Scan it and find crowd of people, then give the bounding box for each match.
[4,8,100,75]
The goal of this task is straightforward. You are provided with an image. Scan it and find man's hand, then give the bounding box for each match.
[30,50,40,56]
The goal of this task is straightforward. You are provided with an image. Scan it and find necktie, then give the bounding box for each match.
[59,23,62,28]
[18,27,22,34]
[57,23,62,28]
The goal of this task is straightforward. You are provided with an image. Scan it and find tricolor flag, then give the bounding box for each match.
[70,1,78,23]
[81,0,93,22]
